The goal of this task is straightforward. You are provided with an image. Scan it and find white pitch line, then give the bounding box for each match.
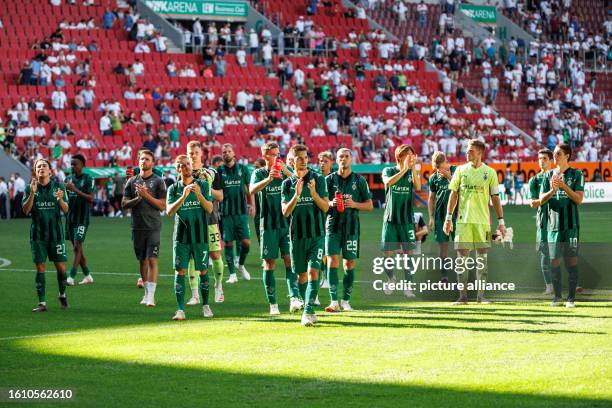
[2,268,612,292]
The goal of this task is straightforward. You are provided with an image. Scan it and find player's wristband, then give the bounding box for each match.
[498,218,505,226]
[445,213,453,221]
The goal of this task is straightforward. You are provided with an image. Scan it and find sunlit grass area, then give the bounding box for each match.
[1,206,611,407]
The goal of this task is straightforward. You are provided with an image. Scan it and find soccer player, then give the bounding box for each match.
[23,158,70,312]
[539,144,584,308]
[281,144,329,326]
[253,158,267,244]
[250,142,300,315]
[324,148,373,312]
[186,141,225,305]
[318,151,333,177]
[317,151,333,291]
[444,139,506,305]
[427,151,456,283]
[122,150,167,307]
[413,212,429,256]
[381,145,421,298]
[167,155,214,320]
[528,148,554,294]
[64,154,95,286]
[218,144,254,283]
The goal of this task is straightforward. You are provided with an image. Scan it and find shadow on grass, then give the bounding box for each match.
[0,346,610,408]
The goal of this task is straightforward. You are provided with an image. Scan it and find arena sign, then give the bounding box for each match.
[144,0,248,20]
[458,4,497,24]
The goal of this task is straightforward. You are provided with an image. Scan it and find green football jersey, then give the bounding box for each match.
[448,163,499,225]
[382,166,416,224]
[218,163,251,216]
[325,171,371,235]
[167,179,212,245]
[428,165,456,221]
[528,171,549,230]
[281,170,329,240]
[251,167,288,231]
[541,167,584,231]
[23,180,67,242]
[65,173,94,226]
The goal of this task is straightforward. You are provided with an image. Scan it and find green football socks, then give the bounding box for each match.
[263,270,276,304]
[225,246,236,275]
[35,272,45,303]
[342,269,355,301]
[199,273,210,305]
[285,266,299,299]
[328,266,339,301]
[187,259,198,290]
[304,278,320,315]
[238,242,250,266]
[175,274,185,311]
[298,281,307,301]
[57,270,67,296]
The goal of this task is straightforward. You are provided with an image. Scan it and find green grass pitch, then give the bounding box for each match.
[0,204,611,407]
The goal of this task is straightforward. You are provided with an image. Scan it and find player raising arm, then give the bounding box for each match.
[324,148,373,312]
[23,159,70,312]
[250,142,299,315]
[444,139,505,305]
[282,144,329,326]
[167,155,214,320]
[381,145,421,298]
[538,144,584,308]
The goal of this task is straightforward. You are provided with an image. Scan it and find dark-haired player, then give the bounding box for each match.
[218,144,253,283]
[122,150,167,307]
[324,148,372,312]
[539,143,584,308]
[282,144,329,326]
[64,154,95,286]
[23,159,70,312]
[528,148,554,294]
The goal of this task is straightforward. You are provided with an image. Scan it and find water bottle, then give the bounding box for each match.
[336,191,344,213]
[273,158,282,179]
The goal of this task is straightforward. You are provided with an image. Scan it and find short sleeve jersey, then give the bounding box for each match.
[65,173,94,226]
[448,163,499,225]
[281,171,329,240]
[218,163,251,216]
[251,167,288,231]
[325,171,371,235]
[427,165,457,221]
[23,180,67,242]
[541,167,584,231]
[123,174,167,231]
[382,166,416,225]
[528,171,548,230]
[167,178,212,244]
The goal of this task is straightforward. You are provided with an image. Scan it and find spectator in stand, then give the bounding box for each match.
[417,1,428,28]
[102,9,116,30]
[99,112,112,136]
[134,40,150,53]
[51,87,67,110]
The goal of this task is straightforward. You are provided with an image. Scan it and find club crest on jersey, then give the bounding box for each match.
[483,173,488,181]
[352,183,357,190]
